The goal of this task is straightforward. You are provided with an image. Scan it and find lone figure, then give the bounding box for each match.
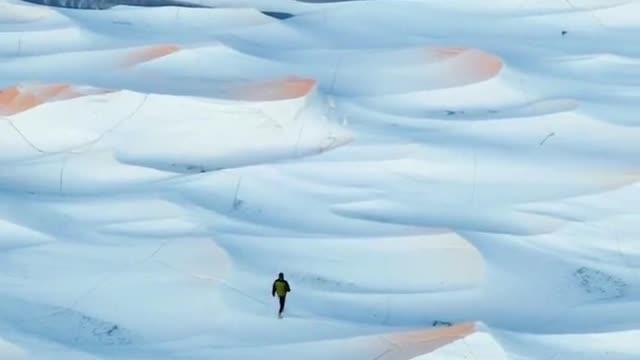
[272,272,291,318]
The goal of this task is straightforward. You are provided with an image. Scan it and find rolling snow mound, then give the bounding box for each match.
[0,0,639,359]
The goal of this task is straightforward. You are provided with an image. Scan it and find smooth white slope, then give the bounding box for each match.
[0,0,639,359]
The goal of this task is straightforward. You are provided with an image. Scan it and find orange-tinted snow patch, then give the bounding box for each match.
[120,45,180,67]
[0,84,110,116]
[427,47,504,82]
[449,48,503,79]
[227,76,317,101]
[428,47,467,61]
[462,49,504,78]
[376,323,476,360]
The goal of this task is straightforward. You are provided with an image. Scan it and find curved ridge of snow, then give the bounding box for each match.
[0,337,28,360]
[0,0,639,359]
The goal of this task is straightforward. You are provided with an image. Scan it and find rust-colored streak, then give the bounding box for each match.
[0,87,42,116]
[38,84,78,100]
[229,76,317,101]
[121,45,180,68]
[0,84,111,116]
[429,47,467,60]
[461,49,504,79]
[377,323,476,360]
[428,47,504,82]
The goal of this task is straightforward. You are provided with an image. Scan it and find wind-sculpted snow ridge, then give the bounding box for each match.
[1,0,640,358]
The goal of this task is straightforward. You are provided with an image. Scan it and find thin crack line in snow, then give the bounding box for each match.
[592,220,640,283]
[563,0,607,28]
[380,334,401,349]
[232,176,242,210]
[145,237,176,262]
[17,32,23,57]
[576,220,639,284]
[12,269,119,326]
[293,105,308,157]
[329,54,345,96]
[535,291,620,334]
[3,92,148,195]
[293,53,347,157]
[154,259,271,308]
[614,229,640,282]
[373,331,477,360]
[592,218,640,283]
[533,236,631,332]
[5,118,48,153]
[539,132,555,146]
[59,154,68,193]
[371,335,401,360]
[2,92,149,156]
[80,92,150,153]
[461,336,479,360]
[372,348,393,360]
[14,232,179,326]
[71,270,123,342]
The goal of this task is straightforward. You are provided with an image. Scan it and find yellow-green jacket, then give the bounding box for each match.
[272,279,291,297]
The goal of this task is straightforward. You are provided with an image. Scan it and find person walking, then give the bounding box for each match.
[272,272,291,318]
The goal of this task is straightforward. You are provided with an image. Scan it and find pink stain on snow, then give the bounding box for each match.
[228,77,317,101]
[429,47,468,60]
[120,45,180,68]
[377,323,477,359]
[0,84,111,116]
[426,47,504,83]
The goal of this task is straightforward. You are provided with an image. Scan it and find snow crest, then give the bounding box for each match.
[1,0,639,358]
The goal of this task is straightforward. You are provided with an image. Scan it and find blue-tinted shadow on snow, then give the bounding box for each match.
[262,11,295,20]
[21,0,296,19]
[21,0,360,8]
[296,0,361,2]
[21,0,210,9]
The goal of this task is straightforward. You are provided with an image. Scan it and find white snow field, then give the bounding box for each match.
[1,0,640,358]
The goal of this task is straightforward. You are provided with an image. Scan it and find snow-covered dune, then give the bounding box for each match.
[0,0,639,358]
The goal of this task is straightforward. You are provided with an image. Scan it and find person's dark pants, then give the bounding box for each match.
[278,295,286,314]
